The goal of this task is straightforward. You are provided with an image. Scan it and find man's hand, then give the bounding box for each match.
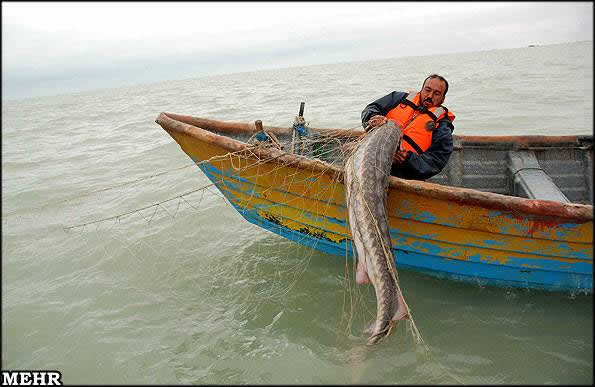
[365,115,388,132]
[393,150,409,165]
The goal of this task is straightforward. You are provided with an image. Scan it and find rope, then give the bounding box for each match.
[2,147,264,221]
[59,140,337,232]
[2,162,198,219]
[62,183,219,231]
[6,121,365,231]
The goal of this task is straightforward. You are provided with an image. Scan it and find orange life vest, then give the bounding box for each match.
[385,92,455,154]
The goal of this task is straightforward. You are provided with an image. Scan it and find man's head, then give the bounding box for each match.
[420,74,448,108]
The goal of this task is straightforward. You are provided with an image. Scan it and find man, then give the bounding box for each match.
[361,74,455,181]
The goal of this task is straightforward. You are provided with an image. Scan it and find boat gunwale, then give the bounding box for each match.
[453,134,593,148]
[155,112,593,223]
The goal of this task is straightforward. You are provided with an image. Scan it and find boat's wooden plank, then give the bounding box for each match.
[157,113,592,222]
[200,159,592,259]
[155,113,594,291]
[217,178,591,264]
[161,123,592,245]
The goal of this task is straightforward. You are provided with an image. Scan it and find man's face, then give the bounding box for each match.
[420,78,446,108]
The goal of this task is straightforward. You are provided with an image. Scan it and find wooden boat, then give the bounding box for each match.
[155,111,593,293]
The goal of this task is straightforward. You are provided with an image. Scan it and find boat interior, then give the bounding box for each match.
[429,135,593,206]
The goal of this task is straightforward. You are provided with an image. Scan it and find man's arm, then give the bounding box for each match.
[361,91,407,128]
[391,118,454,180]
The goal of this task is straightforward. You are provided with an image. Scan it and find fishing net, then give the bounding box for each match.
[4,112,425,348]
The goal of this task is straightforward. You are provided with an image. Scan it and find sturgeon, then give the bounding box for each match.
[344,120,410,345]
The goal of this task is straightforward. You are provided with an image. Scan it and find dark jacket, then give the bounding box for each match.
[361,91,455,181]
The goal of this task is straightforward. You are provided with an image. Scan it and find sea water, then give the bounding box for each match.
[2,41,593,384]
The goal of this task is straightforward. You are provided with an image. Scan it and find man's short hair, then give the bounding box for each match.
[422,74,449,96]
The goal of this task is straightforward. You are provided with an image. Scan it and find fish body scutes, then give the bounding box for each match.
[344,120,410,345]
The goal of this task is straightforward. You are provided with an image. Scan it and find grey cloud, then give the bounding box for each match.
[2,2,592,100]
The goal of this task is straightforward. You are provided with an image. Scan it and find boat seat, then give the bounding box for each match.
[506,150,570,203]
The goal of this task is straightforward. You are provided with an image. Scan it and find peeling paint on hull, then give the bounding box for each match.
[156,113,593,294]
[196,159,592,293]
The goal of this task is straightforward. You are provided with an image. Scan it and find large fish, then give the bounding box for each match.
[344,120,410,345]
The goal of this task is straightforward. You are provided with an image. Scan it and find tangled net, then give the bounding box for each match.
[5,116,425,348]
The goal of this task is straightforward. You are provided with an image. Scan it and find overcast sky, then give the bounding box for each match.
[2,2,593,100]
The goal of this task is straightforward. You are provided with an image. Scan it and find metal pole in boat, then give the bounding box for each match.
[292,102,307,155]
[255,120,282,149]
[255,119,264,132]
